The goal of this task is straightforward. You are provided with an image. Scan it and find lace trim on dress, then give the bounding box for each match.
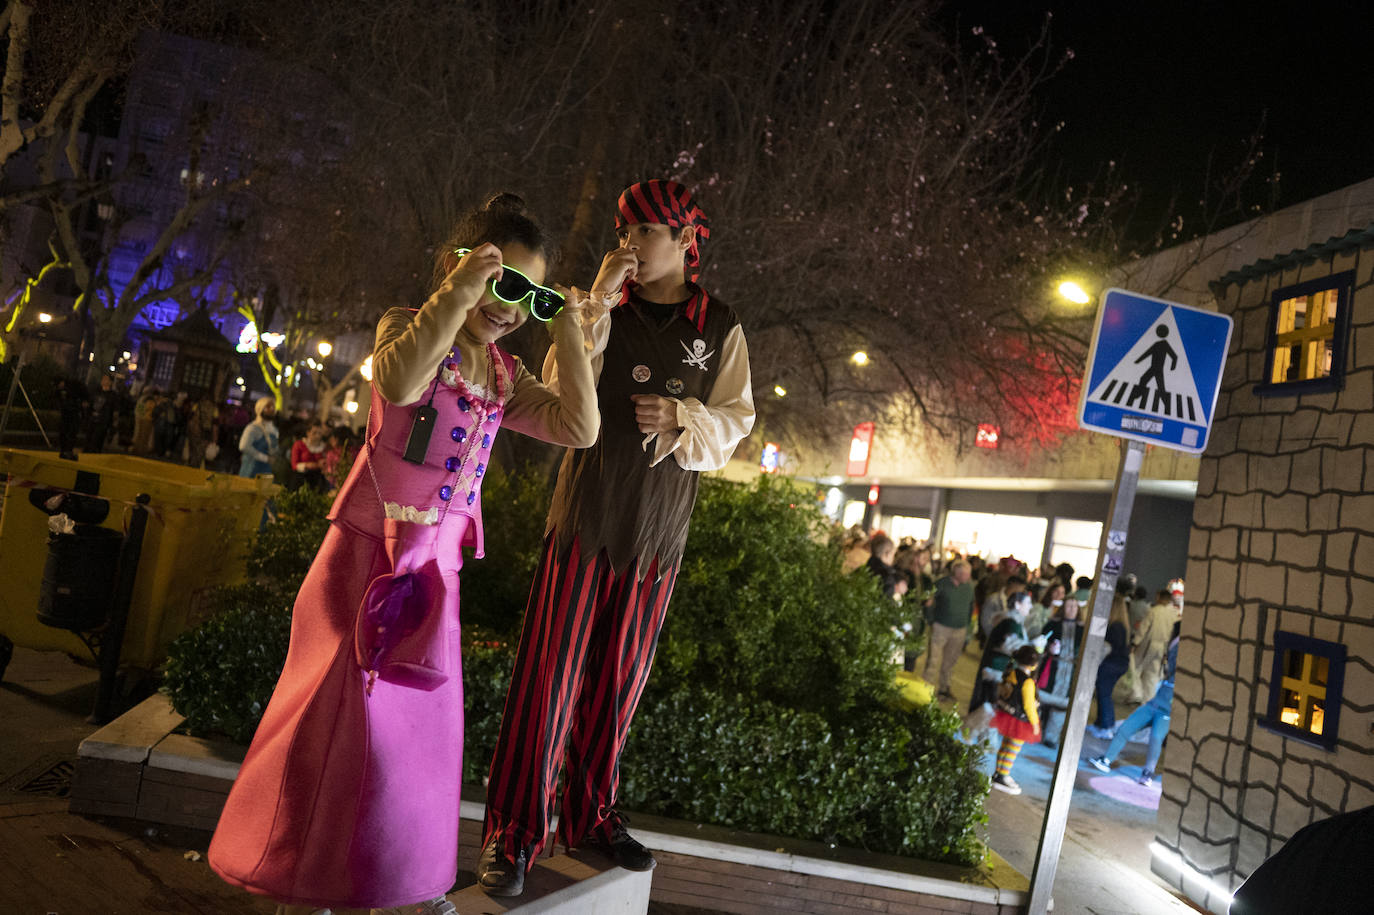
[464,378,497,401]
[383,501,439,525]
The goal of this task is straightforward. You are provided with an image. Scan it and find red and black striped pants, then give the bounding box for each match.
[482,533,676,862]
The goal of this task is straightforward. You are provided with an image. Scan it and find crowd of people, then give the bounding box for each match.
[50,372,359,493]
[852,526,1184,796]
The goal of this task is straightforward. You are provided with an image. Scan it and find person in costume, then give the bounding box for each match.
[990,644,1042,795]
[207,194,599,915]
[477,180,754,896]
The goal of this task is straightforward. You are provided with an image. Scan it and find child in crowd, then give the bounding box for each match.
[208,194,599,915]
[990,644,1042,795]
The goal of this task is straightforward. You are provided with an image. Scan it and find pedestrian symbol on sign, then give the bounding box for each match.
[1078,288,1232,454]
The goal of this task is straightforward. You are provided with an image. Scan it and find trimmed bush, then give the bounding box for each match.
[620,687,986,863]
[658,474,908,719]
[457,464,552,636]
[162,594,292,745]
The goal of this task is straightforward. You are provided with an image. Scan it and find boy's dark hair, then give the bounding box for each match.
[432,193,553,291]
[1076,576,1093,589]
[1006,574,1027,587]
[1013,644,1040,668]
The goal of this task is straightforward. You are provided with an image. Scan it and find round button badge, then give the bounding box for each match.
[632,364,652,383]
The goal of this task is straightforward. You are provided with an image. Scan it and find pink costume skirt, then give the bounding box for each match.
[208,516,468,909]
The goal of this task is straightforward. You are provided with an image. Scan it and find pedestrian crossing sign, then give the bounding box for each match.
[1078,288,1233,453]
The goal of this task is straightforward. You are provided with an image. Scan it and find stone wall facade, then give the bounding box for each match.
[1152,239,1374,912]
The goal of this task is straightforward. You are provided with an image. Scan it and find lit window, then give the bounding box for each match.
[1048,518,1103,581]
[886,515,932,544]
[1260,629,1345,750]
[1257,272,1353,395]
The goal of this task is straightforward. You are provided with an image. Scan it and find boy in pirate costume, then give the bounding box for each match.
[478,180,755,896]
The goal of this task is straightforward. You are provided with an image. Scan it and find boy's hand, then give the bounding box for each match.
[441,243,504,302]
[592,248,639,295]
[631,394,680,433]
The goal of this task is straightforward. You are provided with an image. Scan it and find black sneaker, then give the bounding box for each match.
[477,834,528,897]
[579,812,657,871]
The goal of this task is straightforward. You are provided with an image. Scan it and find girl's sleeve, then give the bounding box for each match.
[372,277,482,406]
[500,305,600,447]
[1022,675,1041,732]
[644,323,755,471]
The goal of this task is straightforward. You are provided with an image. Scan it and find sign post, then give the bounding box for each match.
[1026,289,1232,913]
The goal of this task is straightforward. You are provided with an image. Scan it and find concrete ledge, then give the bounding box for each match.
[74,696,1029,914]
[148,732,245,780]
[448,851,651,913]
[76,690,184,763]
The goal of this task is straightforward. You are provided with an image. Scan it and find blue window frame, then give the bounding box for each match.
[1258,629,1345,750]
[1254,271,1354,396]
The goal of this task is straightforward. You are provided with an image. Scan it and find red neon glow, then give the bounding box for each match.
[976,423,1000,449]
[867,483,880,505]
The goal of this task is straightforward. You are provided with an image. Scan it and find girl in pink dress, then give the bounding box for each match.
[208,194,599,914]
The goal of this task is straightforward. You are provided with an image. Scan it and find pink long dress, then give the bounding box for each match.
[208,348,514,909]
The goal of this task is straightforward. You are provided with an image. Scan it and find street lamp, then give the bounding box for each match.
[773,384,787,398]
[851,351,869,366]
[1057,280,1092,305]
[317,340,333,358]
[37,312,52,323]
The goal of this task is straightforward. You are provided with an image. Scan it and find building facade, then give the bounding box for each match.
[1143,183,1374,912]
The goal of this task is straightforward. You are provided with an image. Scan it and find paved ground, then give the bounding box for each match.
[2,641,1204,914]
[0,645,274,914]
[929,638,1203,914]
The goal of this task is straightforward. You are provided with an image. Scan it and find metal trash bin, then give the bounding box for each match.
[36,525,124,631]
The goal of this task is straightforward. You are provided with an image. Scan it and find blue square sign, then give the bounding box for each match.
[1078,288,1233,453]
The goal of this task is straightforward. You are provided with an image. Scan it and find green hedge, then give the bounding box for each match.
[163,468,987,865]
[620,687,985,862]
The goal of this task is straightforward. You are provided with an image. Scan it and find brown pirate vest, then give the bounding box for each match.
[547,287,739,578]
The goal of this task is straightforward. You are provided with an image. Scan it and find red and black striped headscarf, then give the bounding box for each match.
[614,180,711,281]
[615,180,712,331]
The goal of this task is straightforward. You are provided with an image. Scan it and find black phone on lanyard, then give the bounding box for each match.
[402,404,437,464]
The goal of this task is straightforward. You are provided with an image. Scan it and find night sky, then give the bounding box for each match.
[942,0,1374,245]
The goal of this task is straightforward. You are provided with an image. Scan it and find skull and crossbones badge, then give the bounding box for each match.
[680,338,715,371]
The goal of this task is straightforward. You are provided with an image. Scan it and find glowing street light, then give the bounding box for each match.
[317,340,333,358]
[851,351,869,366]
[37,312,52,323]
[345,401,359,414]
[773,384,787,397]
[1057,280,1092,305]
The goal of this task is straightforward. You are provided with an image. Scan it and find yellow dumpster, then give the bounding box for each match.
[0,448,278,668]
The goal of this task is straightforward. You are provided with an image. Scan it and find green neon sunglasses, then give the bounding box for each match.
[454,248,565,321]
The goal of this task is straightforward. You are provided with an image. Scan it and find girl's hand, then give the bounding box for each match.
[441,243,504,302]
[552,283,580,313]
[592,247,639,295]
